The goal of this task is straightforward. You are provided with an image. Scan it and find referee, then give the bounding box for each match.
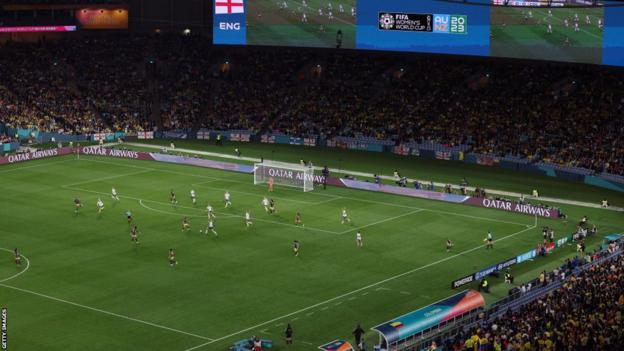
[285,323,293,345]
[322,166,329,189]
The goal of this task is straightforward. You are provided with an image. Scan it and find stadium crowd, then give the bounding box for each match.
[1,34,623,175]
[444,248,624,351]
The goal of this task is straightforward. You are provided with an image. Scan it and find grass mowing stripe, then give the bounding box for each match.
[182,221,538,350]
[0,283,215,341]
[80,157,341,199]
[138,199,215,219]
[72,157,531,227]
[0,248,30,283]
[61,169,154,188]
[64,187,345,235]
[0,158,75,173]
[339,209,424,234]
[193,182,331,205]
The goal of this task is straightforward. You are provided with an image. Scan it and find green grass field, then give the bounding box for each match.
[247,0,356,48]
[491,7,603,64]
[1,148,622,350]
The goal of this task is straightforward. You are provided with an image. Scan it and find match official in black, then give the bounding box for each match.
[322,165,330,189]
[353,324,365,348]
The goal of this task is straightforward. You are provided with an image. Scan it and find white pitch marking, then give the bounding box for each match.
[182,224,537,351]
[0,248,30,283]
[339,209,424,234]
[0,284,214,341]
[71,157,531,226]
[0,158,75,174]
[61,169,154,188]
[138,200,211,219]
[64,187,343,235]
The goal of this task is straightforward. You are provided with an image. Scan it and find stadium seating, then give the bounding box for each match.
[1,35,623,176]
[426,247,624,351]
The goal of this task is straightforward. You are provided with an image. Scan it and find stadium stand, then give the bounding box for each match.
[1,35,624,176]
[415,244,624,351]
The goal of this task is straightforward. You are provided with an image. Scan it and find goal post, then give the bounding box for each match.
[254,160,314,192]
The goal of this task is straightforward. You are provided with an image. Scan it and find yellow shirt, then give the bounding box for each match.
[465,339,474,348]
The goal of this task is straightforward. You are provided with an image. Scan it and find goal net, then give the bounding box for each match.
[254,160,314,192]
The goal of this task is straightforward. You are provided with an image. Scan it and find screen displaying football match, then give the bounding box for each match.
[213,0,624,66]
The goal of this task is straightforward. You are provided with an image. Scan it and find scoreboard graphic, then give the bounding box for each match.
[213,0,624,66]
[377,13,467,34]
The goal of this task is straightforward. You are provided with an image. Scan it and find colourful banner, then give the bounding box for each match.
[318,340,354,351]
[229,133,250,142]
[0,147,74,165]
[137,131,154,140]
[0,26,77,33]
[261,135,276,144]
[372,290,484,345]
[339,179,469,203]
[435,151,451,160]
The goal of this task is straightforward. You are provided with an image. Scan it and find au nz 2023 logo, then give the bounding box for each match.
[378,12,467,34]
[433,14,467,34]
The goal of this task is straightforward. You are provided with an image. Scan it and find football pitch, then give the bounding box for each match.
[491,7,603,64]
[247,0,356,48]
[1,152,622,350]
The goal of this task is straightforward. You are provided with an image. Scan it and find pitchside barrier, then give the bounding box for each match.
[450,231,622,290]
[0,146,569,218]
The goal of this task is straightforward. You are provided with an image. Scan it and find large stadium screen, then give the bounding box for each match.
[213,0,624,66]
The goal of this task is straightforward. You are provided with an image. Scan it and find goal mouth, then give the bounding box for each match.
[254,161,316,192]
[436,0,624,8]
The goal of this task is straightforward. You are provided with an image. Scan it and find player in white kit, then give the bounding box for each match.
[356,231,363,247]
[111,187,119,201]
[341,208,350,224]
[207,204,215,219]
[190,189,197,205]
[224,191,232,208]
[97,198,105,213]
[262,197,270,212]
[202,219,218,236]
[244,210,253,227]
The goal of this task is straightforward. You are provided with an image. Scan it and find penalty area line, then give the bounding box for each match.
[339,209,424,235]
[182,223,537,351]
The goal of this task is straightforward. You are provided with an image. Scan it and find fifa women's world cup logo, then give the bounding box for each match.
[379,13,395,30]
